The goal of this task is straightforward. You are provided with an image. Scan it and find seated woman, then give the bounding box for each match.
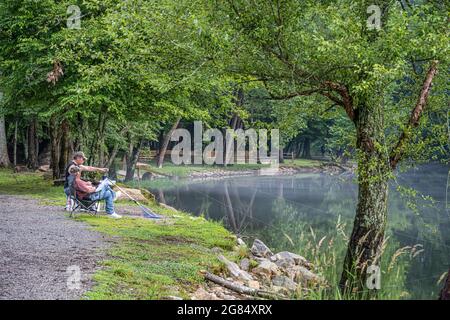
[69,166,122,219]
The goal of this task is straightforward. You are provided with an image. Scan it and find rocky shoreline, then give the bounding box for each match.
[189,238,325,300]
[185,162,354,181]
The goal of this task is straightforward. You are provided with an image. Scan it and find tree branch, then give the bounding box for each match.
[266,88,322,100]
[389,60,439,169]
[323,81,355,121]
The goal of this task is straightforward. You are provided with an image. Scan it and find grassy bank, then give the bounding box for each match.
[0,169,237,299]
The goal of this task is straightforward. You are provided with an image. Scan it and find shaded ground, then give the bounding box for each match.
[0,195,110,300]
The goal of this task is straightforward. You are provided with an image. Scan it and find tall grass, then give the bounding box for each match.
[293,216,420,299]
[255,199,423,300]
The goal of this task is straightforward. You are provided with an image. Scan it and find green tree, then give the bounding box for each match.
[204,0,448,294]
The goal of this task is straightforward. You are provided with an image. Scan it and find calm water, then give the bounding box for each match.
[150,164,450,299]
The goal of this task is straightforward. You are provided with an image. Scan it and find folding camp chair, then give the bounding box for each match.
[68,179,102,218]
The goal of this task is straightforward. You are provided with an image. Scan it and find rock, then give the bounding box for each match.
[271,251,311,268]
[290,265,322,284]
[191,287,220,300]
[14,165,28,173]
[37,165,50,172]
[114,187,148,202]
[237,238,246,247]
[142,172,154,181]
[140,188,155,201]
[252,256,270,263]
[251,259,280,279]
[211,247,224,254]
[215,292,237,300]
[247,280,260,290]
[251,239,273,258]
[271,253,295,269]
[271,285,289,296]
[159,202,178,212]
[209,285,239,300]
[163,295,183,300]
[240,258,250,271]
[218,255,253,281]
[272,275,298,291]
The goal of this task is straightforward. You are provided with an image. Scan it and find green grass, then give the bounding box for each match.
[78,208,236,299]
[281,158,322,168]
[0,169,237,299]
[0,169,64,205]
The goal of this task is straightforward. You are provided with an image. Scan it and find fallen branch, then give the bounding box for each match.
[203,271,285,300]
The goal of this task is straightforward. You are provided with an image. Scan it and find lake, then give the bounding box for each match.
[150,164,450,299]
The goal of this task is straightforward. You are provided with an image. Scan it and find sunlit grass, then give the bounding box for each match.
[78,208,236,299]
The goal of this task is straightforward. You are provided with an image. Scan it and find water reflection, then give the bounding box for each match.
[150,164,449,299]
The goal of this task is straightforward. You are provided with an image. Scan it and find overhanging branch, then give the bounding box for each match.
[266,88,322,100]
[389,60,439,169]
[323,81,355,121]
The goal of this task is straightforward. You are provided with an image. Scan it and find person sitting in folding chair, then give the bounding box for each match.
[64,151,109,211]
[69,166,122,219]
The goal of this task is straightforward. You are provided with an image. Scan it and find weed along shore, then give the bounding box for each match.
[0,169,325,300]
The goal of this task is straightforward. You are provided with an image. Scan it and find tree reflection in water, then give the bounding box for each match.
[151,164,449,299]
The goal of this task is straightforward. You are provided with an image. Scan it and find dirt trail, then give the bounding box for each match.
[0,195,110,300]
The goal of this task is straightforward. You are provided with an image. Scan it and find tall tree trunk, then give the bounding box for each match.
[72,113,84,153]
[13,119,18,167]
[439,268,450,300]
[125,140,143,182]
[301,137,311,159]
[27,118,38,169]
[106,126,129,169]
[58,120,70,177]
[89,110,107,166]
[106,143,120,170]
[340,104,389,296]
[0,115,10,167]
[296,140,303,158]
[279,148,284,164]
[49,116,62,179]
[157,117,181,168]
[23,129,28,163]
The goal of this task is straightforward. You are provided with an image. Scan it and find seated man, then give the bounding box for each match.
[69,166,122,219]
[64,151,109,211]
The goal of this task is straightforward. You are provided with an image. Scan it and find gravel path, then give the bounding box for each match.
[0,195,110,300]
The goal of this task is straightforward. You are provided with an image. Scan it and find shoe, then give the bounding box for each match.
[65,205,71,211]
[108,212,122,219]
[114,191,122,202]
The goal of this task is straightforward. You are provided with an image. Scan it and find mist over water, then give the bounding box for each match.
[150,164,450,299]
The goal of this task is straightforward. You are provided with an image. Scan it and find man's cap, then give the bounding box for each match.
[73,151,87,160]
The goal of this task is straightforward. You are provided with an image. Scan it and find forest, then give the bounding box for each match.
[0,0,448,299]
